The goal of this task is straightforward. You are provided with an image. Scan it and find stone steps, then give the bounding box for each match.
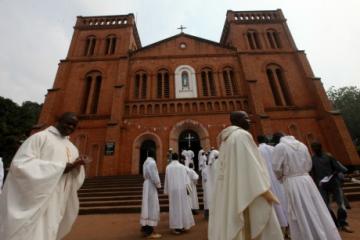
[78,174,360,215]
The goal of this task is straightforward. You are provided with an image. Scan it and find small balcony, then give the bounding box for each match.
[124,96,249,118]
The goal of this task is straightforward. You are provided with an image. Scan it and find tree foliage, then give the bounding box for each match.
[0,96,42,168]
[327,86,360,149]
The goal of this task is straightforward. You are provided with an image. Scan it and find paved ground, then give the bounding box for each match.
[65,202,360,240]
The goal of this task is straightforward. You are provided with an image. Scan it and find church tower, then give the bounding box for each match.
[38,14,141,176]
[220,9,358,164]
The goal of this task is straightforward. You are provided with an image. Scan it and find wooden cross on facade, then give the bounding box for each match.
[184,132,194,148]
[178,25,186,33]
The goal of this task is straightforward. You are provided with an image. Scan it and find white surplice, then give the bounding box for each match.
[205,161,215,210]
[0,126,85,240]
[201,164,209,210]
[140,157,161,226]
[186,166,199,210]
[272,136,341,240]
[209,126,283,240]
[181,150,194,167]
[258,143,288,227]
[198,150,205,171]
[208,149,219,166]
[164,160,195,230]
[0,157,4,194]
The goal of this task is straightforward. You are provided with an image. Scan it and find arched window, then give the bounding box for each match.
[84,35,96,56]
[105,34,117,55]
[156,69,170,98]
[222,67,238,96]
[266,64,292,106]
[201,68,216,97]
[246,30,261,50]
[81,71,102,114]
[266,29,281,49]
[134,71,148,99]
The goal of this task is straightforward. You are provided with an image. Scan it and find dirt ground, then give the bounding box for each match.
[64,202,360,240]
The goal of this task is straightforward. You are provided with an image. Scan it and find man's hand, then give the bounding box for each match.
[63,155,88,174]
[262,191,280,204]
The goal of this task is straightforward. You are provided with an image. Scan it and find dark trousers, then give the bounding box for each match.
[319,185,348,227]
[141,225,154,236]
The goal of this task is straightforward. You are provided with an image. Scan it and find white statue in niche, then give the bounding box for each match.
[174,65,198,99]
[181,71,190,90]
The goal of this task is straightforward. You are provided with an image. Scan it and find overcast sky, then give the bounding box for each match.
[0,0,359,105]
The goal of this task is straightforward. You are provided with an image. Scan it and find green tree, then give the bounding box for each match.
[327,86,360,150]
[0,97,42,168]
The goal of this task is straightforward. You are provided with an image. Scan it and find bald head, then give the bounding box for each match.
[230,111,250,130]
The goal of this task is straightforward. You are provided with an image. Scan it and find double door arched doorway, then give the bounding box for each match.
[138,129,201,174]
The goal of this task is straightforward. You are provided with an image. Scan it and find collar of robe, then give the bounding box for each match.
[48,126,69,139]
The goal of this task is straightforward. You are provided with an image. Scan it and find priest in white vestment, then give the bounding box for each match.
[257,135,288,229]
[181,149,194,167]
[164,153,195,234]
[0,157,4,194]
[207,148,219,209]
[272,133,341,240]
[186,163,200,211]
[0,112,86,240]
[208,148,219,166]
[209,111,283,240]
[198,149,205,172]
[201,159,210,219]
[140,152,162,239]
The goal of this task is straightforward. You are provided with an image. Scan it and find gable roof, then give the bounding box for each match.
[132,32,236,54]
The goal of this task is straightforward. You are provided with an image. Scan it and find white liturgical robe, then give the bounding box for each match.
[0,157,4,194]
[140,157,161,226]
[209,126,283,240]
[0,126,85,240]
[198,149,205,171]
[181,150,194,167]
[272,136,341,240]
[201,163,209,210]
[258,143,288,227]
[164,160,195,230]
[186,166,200,210]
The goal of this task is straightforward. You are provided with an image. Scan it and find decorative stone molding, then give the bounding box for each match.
[168,119,210,154]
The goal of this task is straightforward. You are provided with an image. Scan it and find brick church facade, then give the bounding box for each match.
[37,9,359,176]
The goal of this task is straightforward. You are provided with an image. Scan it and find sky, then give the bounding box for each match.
[0,0,359,105]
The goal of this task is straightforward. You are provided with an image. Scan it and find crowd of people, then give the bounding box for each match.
[0,111,355,240]
[140,111,354,239]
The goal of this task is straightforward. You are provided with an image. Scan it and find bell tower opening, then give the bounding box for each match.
[178,130,201,171]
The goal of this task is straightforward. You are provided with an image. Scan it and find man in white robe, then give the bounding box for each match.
[164,153,195,234]
[0,112,86,240]
[209,111,283,240]
[140,151,162,239]
[181,149,194,167]
[208,148,219,166]
[186,163,199,212]
[272,133,341,240]
[0,157,3,194]
[257,135,288,231]
[198,149,205,172]
[201,158,210,219]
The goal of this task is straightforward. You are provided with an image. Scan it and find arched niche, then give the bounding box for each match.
[174,65,198,98]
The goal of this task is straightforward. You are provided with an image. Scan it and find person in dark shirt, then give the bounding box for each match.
[311,142,353,233]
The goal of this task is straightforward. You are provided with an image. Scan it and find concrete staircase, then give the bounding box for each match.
[79,174,204,215]
[78,174,360,215]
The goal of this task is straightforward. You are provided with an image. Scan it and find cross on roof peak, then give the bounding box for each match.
[177,25,186,33]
